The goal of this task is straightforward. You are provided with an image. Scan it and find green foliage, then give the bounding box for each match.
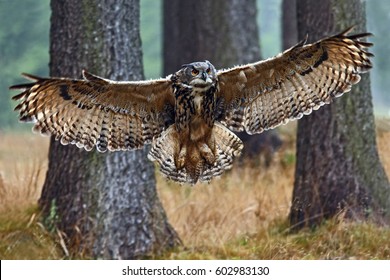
[367,0,390,116]
[140,0,162,79]
[44,199,59,233]
[257,0,282,58]
[0,0,50,130]
[282,152,296,167]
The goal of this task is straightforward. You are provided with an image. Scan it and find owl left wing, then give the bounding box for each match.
[11,71,175,152]
[216,27,373,133]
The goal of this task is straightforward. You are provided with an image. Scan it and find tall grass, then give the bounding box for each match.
[0,132,63,259]
[0,121,389,259]
[0,132,48,212]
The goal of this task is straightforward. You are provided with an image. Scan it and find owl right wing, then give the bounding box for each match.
[216,27,373,134]
[11,71,175,152]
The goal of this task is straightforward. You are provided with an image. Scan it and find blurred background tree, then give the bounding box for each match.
[163,0,281,162]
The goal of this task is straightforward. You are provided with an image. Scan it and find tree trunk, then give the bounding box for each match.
[163,0,261,73]
[40,0,180,259]
[282,0,298,50]
[290,0,390,229]
[163,0,281,162]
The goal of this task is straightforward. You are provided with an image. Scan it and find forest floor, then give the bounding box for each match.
[0,120,389,260]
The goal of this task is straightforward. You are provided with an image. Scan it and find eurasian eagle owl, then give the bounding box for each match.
[11,27,373,184]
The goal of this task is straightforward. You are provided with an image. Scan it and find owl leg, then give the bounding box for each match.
[198,143,215,165]
[175,146,187,170]
[198,132,217,166]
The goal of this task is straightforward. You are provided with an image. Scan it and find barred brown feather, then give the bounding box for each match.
[11,72,175,152]
[148,122,243,184]
[217,27,373,134]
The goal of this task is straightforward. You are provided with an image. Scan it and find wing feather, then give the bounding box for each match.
[216,27,373,134]
[10,72,175,152]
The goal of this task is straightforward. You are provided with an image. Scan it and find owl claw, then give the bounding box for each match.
[175,146,187,170]
[198,143,215,165]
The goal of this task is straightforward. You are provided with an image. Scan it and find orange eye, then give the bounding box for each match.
[191,69,199,76]
[206,68,211,74]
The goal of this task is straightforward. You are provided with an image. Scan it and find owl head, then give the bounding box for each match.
[173,61,217,88]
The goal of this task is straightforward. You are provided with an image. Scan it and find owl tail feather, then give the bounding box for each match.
[148,123,243,185]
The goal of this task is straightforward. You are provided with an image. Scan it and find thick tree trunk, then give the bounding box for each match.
[290,0,390,229]
[40,0,180,259]
[163,0,261,73]
[163,0,281,161]
[282,0,298,50]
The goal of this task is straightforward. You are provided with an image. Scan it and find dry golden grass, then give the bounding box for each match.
[156,144,295,249]
[154,120,390,259]
[0,132,48,212]
[376,118,390,176]
[0,132,61,259]
[0,120,389,259]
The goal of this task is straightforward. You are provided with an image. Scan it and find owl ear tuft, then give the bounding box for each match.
[181,64,191,69]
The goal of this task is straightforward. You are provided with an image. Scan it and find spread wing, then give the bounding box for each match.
[11,71,175,152]
[216,27,373,133]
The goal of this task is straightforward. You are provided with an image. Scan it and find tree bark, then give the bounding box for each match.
[282,0,298,50]
[163,0,281,161]
[290,0,390,229]
[40,0,180,259]
[163,0,261,73]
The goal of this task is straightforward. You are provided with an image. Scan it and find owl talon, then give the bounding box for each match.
[175,146,187,170]
[199,143,215,165]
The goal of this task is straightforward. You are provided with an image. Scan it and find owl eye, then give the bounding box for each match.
[191,69,199,76]
[206,68,211,74]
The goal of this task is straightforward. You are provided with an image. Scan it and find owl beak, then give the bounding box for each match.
[201,72,207,81]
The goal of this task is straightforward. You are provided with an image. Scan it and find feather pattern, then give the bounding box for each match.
[11,72,175,151]
[216,27,373,134]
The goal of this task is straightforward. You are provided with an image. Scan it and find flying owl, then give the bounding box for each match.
[11,27,373,184]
